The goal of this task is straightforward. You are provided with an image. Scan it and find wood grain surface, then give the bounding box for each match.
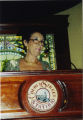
[0,70,82,119]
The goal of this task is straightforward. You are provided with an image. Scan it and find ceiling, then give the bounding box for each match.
[0,0,82,23]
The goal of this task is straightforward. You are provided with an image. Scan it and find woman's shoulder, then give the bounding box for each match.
[40,60,51,71]
[19,58,25,63]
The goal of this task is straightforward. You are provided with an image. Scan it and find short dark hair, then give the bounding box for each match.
[17,29,45,52]
[17,29,45,42]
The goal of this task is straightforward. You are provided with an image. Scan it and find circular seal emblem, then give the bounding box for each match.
[27,80,58,112]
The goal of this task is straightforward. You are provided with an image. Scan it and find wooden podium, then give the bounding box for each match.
[0,70,82,119]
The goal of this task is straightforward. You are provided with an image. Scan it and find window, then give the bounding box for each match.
[0,34,57,71]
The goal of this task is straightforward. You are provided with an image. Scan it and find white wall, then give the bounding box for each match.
[56,3,82,69]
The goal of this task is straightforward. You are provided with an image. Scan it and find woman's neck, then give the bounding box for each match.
[24,53,38,64]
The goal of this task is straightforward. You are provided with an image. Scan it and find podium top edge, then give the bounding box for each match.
[0,70,82,77]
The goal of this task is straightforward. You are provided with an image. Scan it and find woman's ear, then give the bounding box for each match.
[23,40,28,47]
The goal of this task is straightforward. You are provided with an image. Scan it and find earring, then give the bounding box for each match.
[27,47,29,50]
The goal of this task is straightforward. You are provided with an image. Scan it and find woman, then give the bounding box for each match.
[4,32,51,71]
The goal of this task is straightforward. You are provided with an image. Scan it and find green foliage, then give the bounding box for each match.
[2,59,9,72]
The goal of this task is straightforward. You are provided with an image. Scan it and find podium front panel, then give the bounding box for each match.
[0,70,82,119]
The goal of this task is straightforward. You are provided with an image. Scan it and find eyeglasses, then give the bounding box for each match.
[30,39,44,45]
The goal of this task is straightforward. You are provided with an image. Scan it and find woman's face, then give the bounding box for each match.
[25,32,44,57]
